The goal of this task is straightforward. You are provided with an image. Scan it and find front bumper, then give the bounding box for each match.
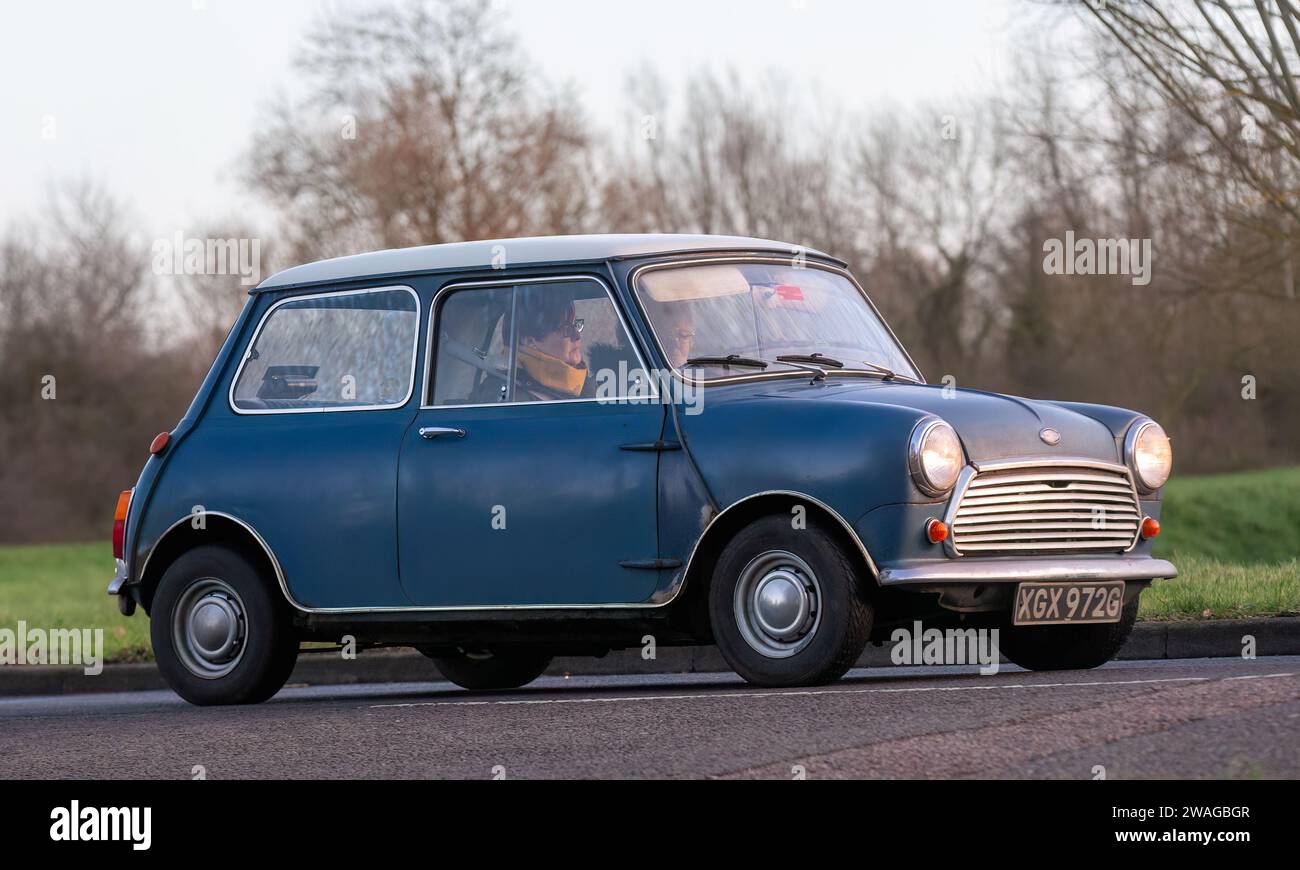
[877,555,1177,587]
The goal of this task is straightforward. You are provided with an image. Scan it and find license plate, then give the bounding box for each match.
[1013,581,1125,626]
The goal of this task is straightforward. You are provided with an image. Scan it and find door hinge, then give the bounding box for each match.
[618,558,683,570]
[618,441,682,452]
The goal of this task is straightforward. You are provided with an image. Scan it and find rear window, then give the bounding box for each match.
[231,287,419,412]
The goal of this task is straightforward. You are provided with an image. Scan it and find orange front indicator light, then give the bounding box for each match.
[112,489,133,560]
[926,518,949,545]
[1140,517,1161,540]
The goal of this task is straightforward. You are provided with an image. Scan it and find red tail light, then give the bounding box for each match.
[149,431,171,455]
[112,489,133,560]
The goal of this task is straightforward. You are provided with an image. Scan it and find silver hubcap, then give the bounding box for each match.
[173,578,247,679]
[734,550,822,658]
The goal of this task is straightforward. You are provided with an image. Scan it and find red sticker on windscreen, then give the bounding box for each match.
[774,284,804,301]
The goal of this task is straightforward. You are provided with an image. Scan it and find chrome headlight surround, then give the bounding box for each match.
[1124,418,1172,493]
[908,417,964,497]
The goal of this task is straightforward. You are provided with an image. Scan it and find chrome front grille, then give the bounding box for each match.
[949,463,1141,555]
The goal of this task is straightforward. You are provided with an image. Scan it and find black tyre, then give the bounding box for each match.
[150,545,299,706]
[999,596,1139,671]
[420,647,553,691]
[709,514,873,687]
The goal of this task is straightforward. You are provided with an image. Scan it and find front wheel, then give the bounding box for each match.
[999,596,1140,671]
[709,515,873,687]
[150,545,299,706]
[419,647,553,691]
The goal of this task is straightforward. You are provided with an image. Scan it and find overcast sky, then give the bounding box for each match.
[1,0,1022,240]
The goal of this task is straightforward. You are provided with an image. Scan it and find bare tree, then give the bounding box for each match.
[1083,1,1300,234]
[246,0,595,261]
[602,68,855,257]
[850,103,1012,374]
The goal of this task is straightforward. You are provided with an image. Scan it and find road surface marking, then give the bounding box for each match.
[366,674,1219,709]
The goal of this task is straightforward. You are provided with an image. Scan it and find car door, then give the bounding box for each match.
[397,274,666,607]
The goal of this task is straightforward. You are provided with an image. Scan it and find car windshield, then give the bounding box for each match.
[635,262,920,381]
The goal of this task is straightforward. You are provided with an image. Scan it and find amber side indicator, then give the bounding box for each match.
[1140,517,1161,540]
[926,518,949,544]
[149,431,171,455]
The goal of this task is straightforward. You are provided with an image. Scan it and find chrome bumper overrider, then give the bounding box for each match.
[107,558,129,596]
[878,556,1178,586]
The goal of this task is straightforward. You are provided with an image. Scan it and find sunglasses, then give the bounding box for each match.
[558,318,585,340]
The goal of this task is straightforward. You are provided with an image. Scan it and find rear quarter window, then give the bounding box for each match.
[231,286,419,412]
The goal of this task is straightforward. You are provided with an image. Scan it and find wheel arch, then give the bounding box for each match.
[674,491,879,639]
[136,512,288,614]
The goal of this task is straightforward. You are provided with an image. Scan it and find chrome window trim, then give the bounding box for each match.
[939,456,1144,558]
[227,285,421,416]
[419,273,660,411]
[628,256,925,387]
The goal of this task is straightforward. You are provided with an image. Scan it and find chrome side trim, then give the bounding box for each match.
[287,490,874,613]
[878,556,1178,586]
[675,490,881,598]
[227,285,421,416]
[145,493,875,615]
[419,273,659,410]
[628,255,925,386]
[136,511,289,600]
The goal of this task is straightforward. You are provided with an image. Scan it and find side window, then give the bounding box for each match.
[430,280,647,406]
[232,287,419,412]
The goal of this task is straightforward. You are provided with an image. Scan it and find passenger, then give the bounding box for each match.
[656,302,697,369]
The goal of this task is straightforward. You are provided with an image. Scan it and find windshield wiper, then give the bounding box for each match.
[684,355,769,369]
[777,353,845,369]
[857,360,919,382]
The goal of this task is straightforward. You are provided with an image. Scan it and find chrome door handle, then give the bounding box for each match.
[419,427,466,440]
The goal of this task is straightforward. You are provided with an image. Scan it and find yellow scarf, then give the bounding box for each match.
[518,344,587,398]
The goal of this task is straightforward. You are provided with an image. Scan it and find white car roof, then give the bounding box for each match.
[254,233,841,292]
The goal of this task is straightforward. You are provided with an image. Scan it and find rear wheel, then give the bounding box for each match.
[419,647,553,691]
[999,596,1139,671]
[150,545,299,706]
[709,515,873,687]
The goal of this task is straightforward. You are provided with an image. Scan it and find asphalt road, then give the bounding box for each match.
[2,656,1297,779]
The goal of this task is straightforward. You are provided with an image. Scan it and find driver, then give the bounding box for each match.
[514,289,588,400]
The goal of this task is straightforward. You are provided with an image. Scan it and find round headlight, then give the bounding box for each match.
[1126,419,1172,492]
[909,419,964,496]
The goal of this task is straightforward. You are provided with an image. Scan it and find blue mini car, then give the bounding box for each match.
[108,234,1177,705]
